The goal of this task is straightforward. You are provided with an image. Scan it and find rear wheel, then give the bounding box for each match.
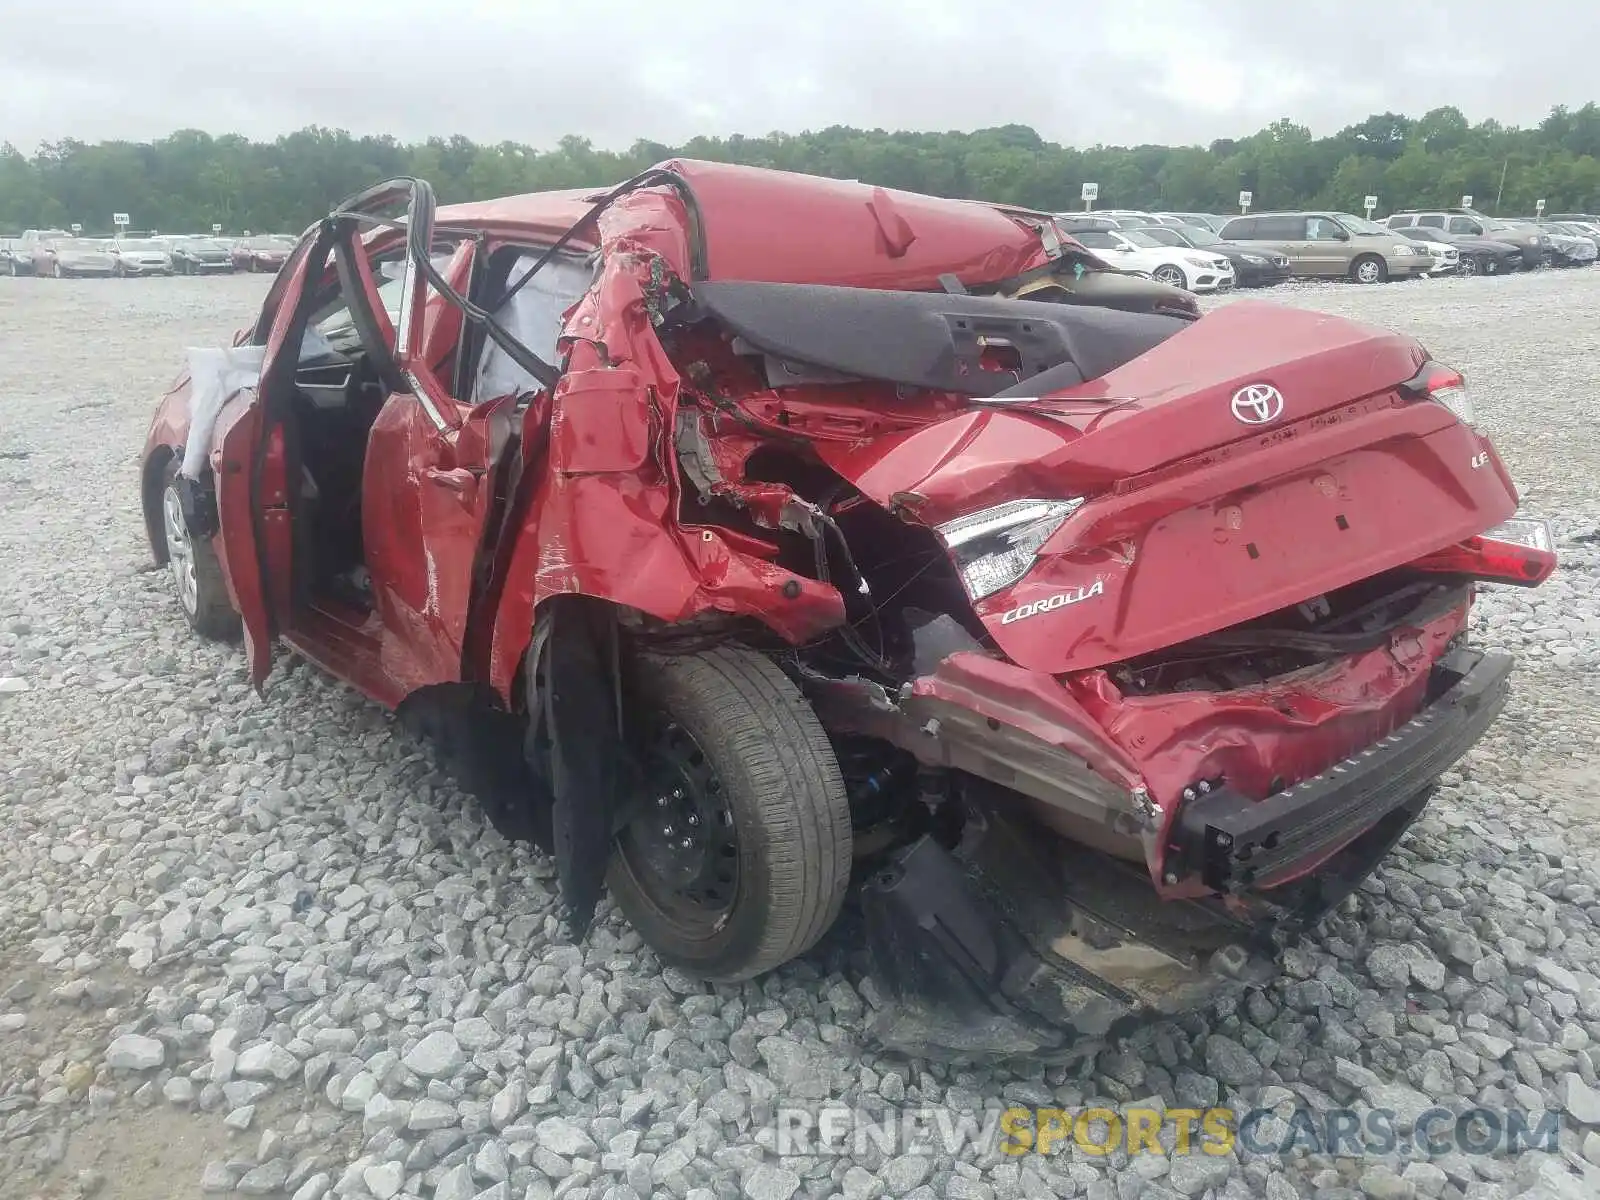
[159,460,240,641]
[608,648,853,982]
[1350,255,1387,284]
[1151,264,1188,289]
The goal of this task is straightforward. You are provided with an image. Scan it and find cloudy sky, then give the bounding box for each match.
[4,0,1597,152]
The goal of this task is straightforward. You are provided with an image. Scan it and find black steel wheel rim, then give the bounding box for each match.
[619,719,740,920]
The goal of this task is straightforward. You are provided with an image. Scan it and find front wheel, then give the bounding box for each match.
[1151,264,1188,289]
[1350,255,1387,284]
[159,461,241,641]
[608,648,853,982]
[1458,255,1481,277]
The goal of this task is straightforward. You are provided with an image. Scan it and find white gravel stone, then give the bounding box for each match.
[536,1116,599,1158]
[489,1078,525,1130]
[403,1031,465,1079]
[406,1098,458,1132]
[433,1163,477,1200]
[452,1016,497,1050]
[104,1034,164,1071]
[1566,1074,1600,1125]
[362,1161,403,1200]
[235,1041,300,1082]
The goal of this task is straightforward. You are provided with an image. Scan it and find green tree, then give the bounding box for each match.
[5,107,1600,234]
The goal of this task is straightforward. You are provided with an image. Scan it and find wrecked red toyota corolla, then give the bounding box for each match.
[141,161,1555,1056]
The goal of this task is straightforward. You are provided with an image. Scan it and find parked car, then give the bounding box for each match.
[1554,218,1600,249]
[1095,209,1158,225]
[1155,212,1232,233]
[166,237,237,275]
[1218,212,1431,283]
[140,163,1552,1056]
[108,239,175,277]
[1540,226,1599,266]
[1390,227,1522,277]
[1067,227,1236,291]
[11,228,69,274]
[1542,222,1600,259]
[1389,229,1460,276]
[1385,210,1548,269]
[1053,214,1122,233]
[231,234,296,272]
[33,236,116,277]
[0,237,23,275]
[1128,223,1292,287]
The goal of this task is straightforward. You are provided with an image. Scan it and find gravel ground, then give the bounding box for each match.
[1,268,1599,1200]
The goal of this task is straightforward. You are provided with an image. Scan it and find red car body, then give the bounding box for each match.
[230,235,294,273]
[142,161,1553,1054]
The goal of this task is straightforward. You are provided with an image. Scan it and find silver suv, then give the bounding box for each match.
[1216,212,1431,283]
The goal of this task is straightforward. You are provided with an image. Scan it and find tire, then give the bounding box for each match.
[1151,264,1188,289]
[1350,255,1387,284]
[1458,255,1480,278]
[52,261,63,279]
[608,647,853,982]
[159,459,241,641]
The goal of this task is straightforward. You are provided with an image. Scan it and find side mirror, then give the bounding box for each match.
[1333,229,1351,241]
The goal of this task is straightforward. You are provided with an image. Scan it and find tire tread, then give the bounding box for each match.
[621,647,851,980]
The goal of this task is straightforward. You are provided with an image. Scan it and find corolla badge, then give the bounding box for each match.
[1230,383,1285,425]
[999,579,1105,625]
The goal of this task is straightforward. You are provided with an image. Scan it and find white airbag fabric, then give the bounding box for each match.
[473,255,596,403]
[180,345,267,479]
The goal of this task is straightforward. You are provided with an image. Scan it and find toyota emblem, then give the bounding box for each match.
[1231,383,1284,425]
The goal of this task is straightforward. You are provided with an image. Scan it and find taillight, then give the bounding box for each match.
[1400,360,1474,427]
[1411,518,1557,586]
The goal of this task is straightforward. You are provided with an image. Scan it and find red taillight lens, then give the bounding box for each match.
[1411,519,1557,586]
[1400,361,1474,426]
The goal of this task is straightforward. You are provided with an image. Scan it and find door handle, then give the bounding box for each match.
[425,467,476,495]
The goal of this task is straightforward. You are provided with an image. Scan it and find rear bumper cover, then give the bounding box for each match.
[860,646,1510,1059]
[1167,645,1510,892]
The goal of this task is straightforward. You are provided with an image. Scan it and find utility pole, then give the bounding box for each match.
[1494,158,1509,214]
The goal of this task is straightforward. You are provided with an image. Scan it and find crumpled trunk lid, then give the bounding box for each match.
[818,301,1522,674]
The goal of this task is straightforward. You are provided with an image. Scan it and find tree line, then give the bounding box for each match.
[4,103,1600,236]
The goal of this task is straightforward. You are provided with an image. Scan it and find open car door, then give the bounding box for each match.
[214,239,322,689]
[358,237,504,692]
[322,178,552,697]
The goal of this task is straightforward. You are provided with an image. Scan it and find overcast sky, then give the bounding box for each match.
[4,0,1598,153]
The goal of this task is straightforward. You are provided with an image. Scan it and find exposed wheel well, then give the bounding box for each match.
[142,445,176,565]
